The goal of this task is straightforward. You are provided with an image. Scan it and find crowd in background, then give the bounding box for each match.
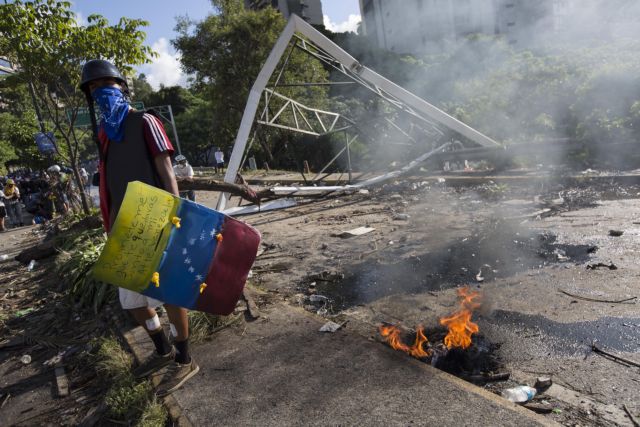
[0,165,87,231]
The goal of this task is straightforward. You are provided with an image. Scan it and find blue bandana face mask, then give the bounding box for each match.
[92,86,130,142]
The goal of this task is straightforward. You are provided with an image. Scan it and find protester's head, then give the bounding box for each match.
[80,59,128,96]
[47,165,61,177]
[175,154,188,165]
[6,179,14,187]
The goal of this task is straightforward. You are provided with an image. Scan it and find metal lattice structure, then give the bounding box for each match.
[218,14,501,210]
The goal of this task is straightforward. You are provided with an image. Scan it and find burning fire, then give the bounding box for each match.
[439,287,482,350]
[379,324,432,358]
[379,287,482,358]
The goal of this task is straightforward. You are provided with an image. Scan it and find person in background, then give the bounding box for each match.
[3,179,24,227]
[214,147,224,175]
[46,165,69,216]
[0,193,6,232]
[80,167,89,186]
[173,154,195,202]
[81,59,198,397]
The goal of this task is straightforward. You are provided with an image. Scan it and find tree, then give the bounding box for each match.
[0,0,154,214]
[131,73,154,104]
[173,0,329,161]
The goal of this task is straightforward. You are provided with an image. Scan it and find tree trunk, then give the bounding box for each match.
[71,163,91,214]
[178,178,263,204]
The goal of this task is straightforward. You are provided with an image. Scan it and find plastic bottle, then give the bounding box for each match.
[27,260,36,271]
[0,254,8,261]
[501,386,537,403]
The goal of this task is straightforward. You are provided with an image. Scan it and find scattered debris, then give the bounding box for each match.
[55,365,70,397]
[20,354,32,364]
[534,376,553,391]
[591,342,640,368]
[609,230,624,237]
[309,295,328,303]
[586,261,618,270]
[0,254,8,261]
[501,385,537,403]
[623,404,640,427]
[462,372,510,383]
[334,226,376,238]
[392,213,410,221]
[318,321,346,333]
[559,289,636,304]
[242,289,261,320]
[0,393,10,409]
[14,307,35,317]
[523,402,553,414]
[27,259,36,271]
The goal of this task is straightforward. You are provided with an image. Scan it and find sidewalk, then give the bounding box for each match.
[138,303,551,426]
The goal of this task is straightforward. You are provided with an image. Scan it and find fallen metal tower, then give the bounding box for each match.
[218,14,501,210]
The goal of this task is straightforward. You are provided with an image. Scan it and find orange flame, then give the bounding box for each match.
[439,286,481,349]
[379,324,432,358]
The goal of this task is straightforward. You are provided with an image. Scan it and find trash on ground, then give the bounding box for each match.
[334,226,375,238]
[534,376,553,391]
[14,307,35,317]
[0,254,8,261]
[501,385,537,403]
[608,229,624,237]
[27,259,36,271]
[393,213,410,220]
[309,295,328,303]
[586,261,618,270]
[319,321,345,333]
[20,354,32,365]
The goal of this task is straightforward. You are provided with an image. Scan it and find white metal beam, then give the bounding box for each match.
[217,14,501,210]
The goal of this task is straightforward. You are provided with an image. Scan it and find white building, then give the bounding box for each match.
[244,0,323,26]
[359,0,556,55]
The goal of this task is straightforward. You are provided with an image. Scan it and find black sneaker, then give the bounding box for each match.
[155,359,199,397]
[132,349,175,379]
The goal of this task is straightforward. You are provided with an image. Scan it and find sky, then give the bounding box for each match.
[71,0,361,89]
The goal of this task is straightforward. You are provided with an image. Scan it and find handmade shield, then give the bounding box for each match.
[92,181,261,315]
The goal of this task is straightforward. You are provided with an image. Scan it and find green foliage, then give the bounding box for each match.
[55,216,113,313]
[94,336,133,384]
[92,337,167,425]
[173,0,329,161]
[0,0,155,212]
[188,311,243,344]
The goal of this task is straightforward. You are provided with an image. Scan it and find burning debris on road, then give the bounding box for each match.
[378,287,504,383]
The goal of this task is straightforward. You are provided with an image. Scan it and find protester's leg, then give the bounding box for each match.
[119,289,174,378]
[164,304,190,361]
[15,201,23,226]
[0,216,5,231]
[157,304,199,397]
[6,203,17,227]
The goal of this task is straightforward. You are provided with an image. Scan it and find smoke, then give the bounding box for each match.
[345,0,640,170]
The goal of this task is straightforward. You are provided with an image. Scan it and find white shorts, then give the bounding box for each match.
[118,288,164,310]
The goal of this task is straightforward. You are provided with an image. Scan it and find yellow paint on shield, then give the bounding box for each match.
[92,181,179,292]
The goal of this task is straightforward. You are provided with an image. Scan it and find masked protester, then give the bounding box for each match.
[80,59,198,396]
[4,179,24,227]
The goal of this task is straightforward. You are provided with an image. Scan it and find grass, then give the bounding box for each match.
[93,337,168,426]
[54,215,114,312]
[188,311,244,344]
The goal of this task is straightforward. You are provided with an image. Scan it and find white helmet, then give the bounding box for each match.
[47,165,61,173]
[175,154,187,163]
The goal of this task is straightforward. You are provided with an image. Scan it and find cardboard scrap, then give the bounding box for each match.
[334,227,375,238]
[319,321,346,333]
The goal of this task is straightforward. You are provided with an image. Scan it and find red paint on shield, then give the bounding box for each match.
[197,217,261,315]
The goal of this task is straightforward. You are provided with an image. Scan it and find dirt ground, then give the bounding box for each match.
[2,173,640,426]
[196,175,640,426]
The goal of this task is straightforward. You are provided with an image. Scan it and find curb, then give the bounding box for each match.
[121,326,194,427]
[290,304,558,427]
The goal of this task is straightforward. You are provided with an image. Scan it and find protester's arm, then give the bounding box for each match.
[154,153,179,197]
[185,165,194,182]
